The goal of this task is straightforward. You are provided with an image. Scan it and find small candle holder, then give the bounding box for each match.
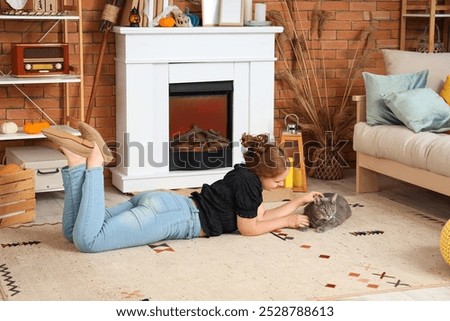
[254,3,266,22]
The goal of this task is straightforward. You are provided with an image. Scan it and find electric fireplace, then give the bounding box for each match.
[112,26,283,192]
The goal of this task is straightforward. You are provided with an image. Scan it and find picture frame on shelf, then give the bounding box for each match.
[219,0,244,26]
[201,0,220,26]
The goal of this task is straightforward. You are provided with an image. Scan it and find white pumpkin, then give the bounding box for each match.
[0,121,19,134]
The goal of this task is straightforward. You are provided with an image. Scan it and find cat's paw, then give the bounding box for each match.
[298,227,308,232]
[315,226,327,233]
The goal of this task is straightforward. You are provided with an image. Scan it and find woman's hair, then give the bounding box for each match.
[240,133,289,178]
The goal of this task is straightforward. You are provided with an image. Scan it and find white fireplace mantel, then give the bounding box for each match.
[111,26,283,192]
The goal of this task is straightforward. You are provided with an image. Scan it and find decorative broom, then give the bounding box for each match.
[85,0,125,124]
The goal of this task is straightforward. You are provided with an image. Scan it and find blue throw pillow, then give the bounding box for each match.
[383,88,450,133]
[363,70,429,125]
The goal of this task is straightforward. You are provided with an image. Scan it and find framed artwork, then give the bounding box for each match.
[201,0,220,26]
[219,0,244,26]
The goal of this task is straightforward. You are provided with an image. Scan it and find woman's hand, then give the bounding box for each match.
[288,214,310,229]
[301,191,323,205]
[239,192,323,235]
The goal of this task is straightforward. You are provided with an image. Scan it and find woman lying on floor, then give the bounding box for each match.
[42,123,322,253]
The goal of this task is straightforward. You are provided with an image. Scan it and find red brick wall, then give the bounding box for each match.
[1,1,419,171]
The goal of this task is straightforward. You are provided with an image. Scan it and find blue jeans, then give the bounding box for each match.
[61,165,202,253]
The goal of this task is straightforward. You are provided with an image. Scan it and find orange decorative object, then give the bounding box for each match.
[23,120,50,134]
[129,6,140,27]
[159,17,175,27]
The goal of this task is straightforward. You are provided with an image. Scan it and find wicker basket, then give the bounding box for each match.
[439,219,450,266]
[308,148,343,180]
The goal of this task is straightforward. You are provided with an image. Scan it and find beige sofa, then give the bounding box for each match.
[352,49,450,197]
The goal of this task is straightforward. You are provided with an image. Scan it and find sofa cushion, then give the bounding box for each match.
[383,88,450,133]
[363,70,428,126]
[353,122,450,177]
[427,137,450,177]
[382,49,450,92]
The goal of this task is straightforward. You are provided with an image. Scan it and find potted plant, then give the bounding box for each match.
[268,0,377,180]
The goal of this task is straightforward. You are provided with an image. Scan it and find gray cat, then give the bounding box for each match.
[302,192,351,232]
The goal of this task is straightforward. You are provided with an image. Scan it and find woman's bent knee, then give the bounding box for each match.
[73,237,102,253]
[63,232,73,243]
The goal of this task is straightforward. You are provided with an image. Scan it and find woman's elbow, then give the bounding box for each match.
[239,229,257,236]
[237,217,262,236]
[237,224,260,236]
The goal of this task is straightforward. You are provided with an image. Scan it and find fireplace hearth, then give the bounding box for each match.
[111,26,283,192]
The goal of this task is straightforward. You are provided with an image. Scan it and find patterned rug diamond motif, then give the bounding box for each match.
[0,194,448,301]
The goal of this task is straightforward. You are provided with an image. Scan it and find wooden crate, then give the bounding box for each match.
[0,169,36,228]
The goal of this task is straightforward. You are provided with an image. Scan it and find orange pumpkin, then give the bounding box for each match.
[23,120,50,134]
[159,16,175,27]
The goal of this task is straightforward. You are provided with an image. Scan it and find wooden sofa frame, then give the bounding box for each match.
[353,95,450,197]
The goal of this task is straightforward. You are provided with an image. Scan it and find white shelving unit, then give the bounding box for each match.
[0,13,80,20]
[0,0,84,141]
[400,0,450,52]
[0,125,80,141]
[0,75,81,85]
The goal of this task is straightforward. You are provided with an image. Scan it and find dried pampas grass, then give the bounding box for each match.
[268,0,377,146]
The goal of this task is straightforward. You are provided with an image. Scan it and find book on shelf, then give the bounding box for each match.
[33,0,45,12]
[45,0,58,12]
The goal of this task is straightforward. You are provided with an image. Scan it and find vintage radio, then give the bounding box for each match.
[11,43,69,77]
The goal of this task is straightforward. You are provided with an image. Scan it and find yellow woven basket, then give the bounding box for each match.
[440,220,450,266]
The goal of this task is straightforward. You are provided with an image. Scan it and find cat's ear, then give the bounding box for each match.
[331,193,338,204]
[314,195,322,205]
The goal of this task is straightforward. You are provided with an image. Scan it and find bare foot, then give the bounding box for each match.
[87,143,105,168]
[61,147,86,167]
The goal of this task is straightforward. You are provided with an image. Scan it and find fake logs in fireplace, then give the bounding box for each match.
[169,125,232,171]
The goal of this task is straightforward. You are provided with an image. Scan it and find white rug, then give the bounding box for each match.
[1,193,449,301]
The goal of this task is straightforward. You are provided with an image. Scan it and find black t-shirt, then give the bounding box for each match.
[191,164,263,236]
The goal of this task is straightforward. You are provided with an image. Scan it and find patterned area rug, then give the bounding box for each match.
[1,193,449,301]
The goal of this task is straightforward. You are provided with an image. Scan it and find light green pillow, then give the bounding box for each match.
[383,88,450,133]
[363,70,429,126]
